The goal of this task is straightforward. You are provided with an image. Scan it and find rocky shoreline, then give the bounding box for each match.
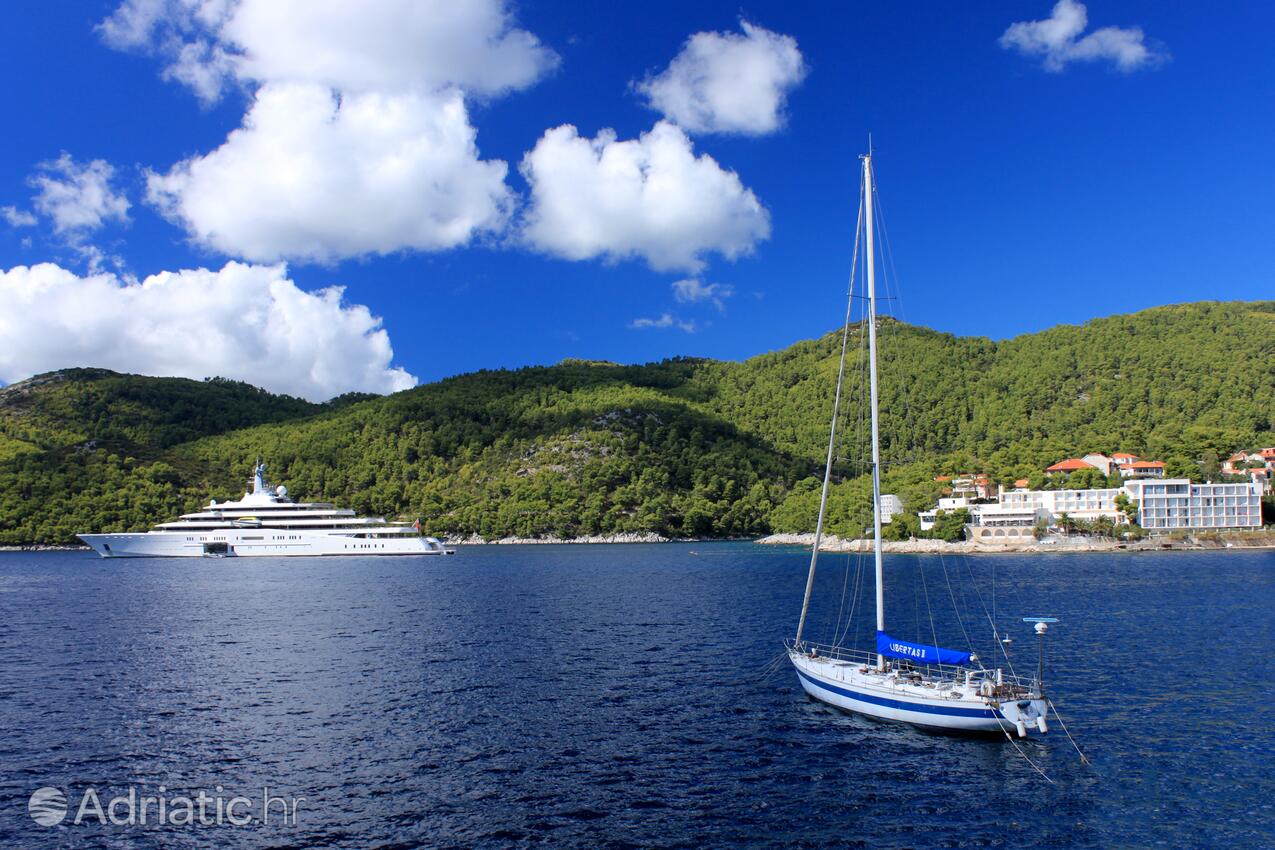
[442,532,672,545]
[0,544,90,552]
[753,532,1275,554]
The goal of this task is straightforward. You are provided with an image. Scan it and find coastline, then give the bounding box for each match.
[0,544,90,552]
[4,532,1272,552]
[753,532,1275,554]
[442,532,672,545]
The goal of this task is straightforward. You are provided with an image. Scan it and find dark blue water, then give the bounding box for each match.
[1,544,1271,848]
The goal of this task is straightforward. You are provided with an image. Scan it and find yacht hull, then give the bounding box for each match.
[78,531,454,558]
[790,651,1044,735]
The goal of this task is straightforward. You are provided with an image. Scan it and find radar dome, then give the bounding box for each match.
[276,485,288,498]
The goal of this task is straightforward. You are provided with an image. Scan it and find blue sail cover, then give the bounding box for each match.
[876,631,972,666]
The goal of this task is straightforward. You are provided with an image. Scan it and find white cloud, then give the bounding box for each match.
[629,313,696,333]
[100,0,557,102]
[221,0,557,97]
[100,0,553,263]
[29,154,130,237]
[98,0,237,105]
[672,277,733,310]
[0,261,416,401]
[2,207,37,228]
[637,20,805,136]
[519,121,770,273]
[147,83,512,263]
[1000,0,1166,72]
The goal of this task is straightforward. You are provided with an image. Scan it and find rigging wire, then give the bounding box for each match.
[796,168,864,648]
[872,164,1021,675]
[870,162,973,662]
[917,546,942,653]
[1047,698,1093,766]
[1001,727,1055,784]
[959,557,1020,675]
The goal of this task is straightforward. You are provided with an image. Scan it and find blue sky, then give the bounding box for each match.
[1,1,1272,400]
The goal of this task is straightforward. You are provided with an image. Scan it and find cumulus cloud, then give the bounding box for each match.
[672,277,733,310]
[1000,0,1166,72]
[29,154,130,237]
[147,83,512,263]
[100,0,557,102]
[101,0,554,263]
[629,313,696,333]
[637,20,805,136]
[221,0,557,97]
[520,121,770,272]
[0,261,416,401]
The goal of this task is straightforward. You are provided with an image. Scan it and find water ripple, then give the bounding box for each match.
[0,545,1271,848]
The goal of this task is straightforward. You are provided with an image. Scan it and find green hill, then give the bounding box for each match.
[2,301,1272,544]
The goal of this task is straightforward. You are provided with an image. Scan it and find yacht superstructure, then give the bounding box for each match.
[79,461,454,558]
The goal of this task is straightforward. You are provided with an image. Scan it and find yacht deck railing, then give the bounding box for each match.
[788,639,1037,693]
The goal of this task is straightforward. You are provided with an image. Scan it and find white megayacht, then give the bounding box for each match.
[79,460,454,558]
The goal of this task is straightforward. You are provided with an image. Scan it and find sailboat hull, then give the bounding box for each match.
[790,651,1044,735]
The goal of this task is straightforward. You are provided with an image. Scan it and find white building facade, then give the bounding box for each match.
[1125,479,1263,531]
[880,494,903,525]
[999,487,1125,524]
[919,479,1264,538]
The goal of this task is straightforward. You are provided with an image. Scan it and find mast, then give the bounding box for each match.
[863,152,886,670]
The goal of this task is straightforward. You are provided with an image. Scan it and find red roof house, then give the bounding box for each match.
[1046,458,1093,473]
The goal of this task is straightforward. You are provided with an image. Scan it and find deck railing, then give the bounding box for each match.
[788,639,1037,692]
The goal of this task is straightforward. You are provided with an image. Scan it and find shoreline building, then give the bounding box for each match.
[1000,487,1126,524]
[921,479,1263,541]
[1124,479,1263,531]
[880,494,903,525]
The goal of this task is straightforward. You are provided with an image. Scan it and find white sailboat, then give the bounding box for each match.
[786,149,1053,737]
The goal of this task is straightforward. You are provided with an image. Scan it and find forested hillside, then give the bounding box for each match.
[2,301,1272,544]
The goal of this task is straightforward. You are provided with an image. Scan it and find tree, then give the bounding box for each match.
[882,511,920,541]
[1163,456,1199,481]
[929,508,970,542]
[1114,491,1140,524]
[1065,467,1106,490]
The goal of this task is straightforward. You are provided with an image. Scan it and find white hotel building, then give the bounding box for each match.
[999,487,1125,523]
[925,479,1263,538]
[1124,479,1263,531]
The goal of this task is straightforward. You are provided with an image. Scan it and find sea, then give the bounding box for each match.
[0,544,1271,849]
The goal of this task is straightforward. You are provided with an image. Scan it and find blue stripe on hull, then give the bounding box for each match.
[795,669,999,719]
